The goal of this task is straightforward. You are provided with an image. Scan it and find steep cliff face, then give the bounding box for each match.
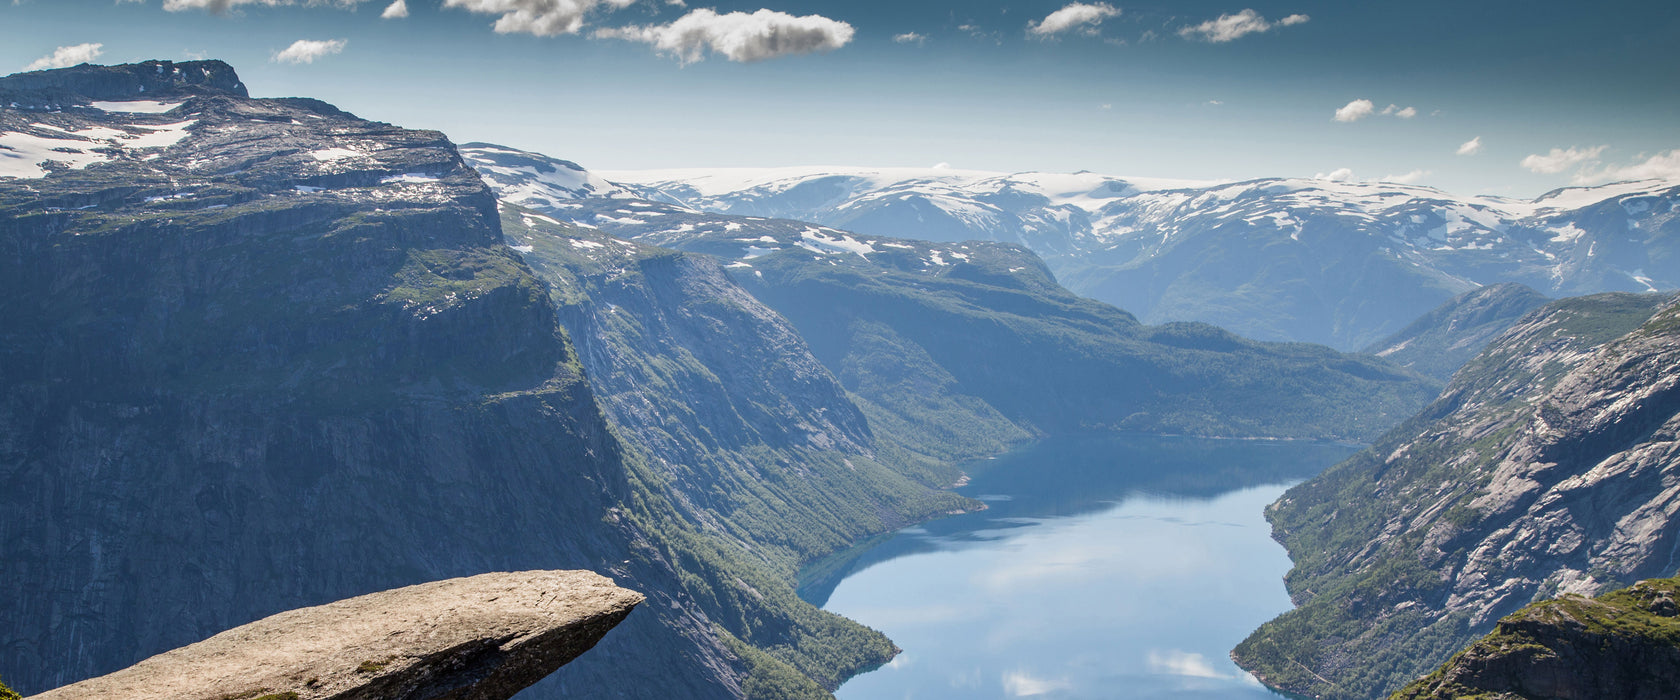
[1392,576,1680,700]
[1363,283,1552,382]
[0,61,845,700]
[500,206,975,693]
[1234,292,1680,699]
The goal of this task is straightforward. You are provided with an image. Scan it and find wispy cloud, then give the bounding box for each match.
[893,31,926,46]
[1521,145,1607,175]
[1383,169,1430,184]
[1334,99,1420,122]
[1179,9,1308,43]
[1333,99,1374,122]
[380,0,406,18]
[24,43,104,71]
[443,0,637,36]
[1028,2,1120,38]
[163,0,373,12]
[1569,149,1680,185]
[1381,104,1417,119]
[272,38,347,63]
[595,9,854,64]
[1457,136,1483,156]
[1315,167,1355,181]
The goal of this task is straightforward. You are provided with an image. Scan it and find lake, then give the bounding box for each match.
[800,434,1361,699]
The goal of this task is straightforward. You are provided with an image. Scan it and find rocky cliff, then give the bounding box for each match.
[1234,291,1680,699]
[1392,576,1680,700]
[34,571,642,700]
[0,60,935,700]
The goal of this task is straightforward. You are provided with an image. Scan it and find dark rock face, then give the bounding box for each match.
[0,60,248,107]
[1392,577,1680,700]
[33,571,643,700]
[1234,292,1680,699]
[1362,282,1552,382]
[0,61,777,700]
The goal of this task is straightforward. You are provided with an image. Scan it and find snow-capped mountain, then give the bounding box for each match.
[463,144,1678,350]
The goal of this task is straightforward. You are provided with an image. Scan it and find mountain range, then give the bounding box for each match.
[0,61,1443,699]
[462,144,1677,351]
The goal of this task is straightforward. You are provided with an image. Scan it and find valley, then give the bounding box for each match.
[1,55,1676,700]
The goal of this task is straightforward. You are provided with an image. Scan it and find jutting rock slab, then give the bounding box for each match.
[33,571,643,700]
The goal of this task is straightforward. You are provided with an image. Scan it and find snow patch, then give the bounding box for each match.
[90,100,183,114]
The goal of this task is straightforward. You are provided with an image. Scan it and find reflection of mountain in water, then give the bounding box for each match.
[798,434,1359,607]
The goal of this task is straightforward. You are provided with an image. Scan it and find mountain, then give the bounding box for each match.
[1232,290,1680,699]
[0,60,971,700]
[1362,283,1552,382]
[1392,576,1680,700]
[468,152,1443,445]
[587,163,1678,351]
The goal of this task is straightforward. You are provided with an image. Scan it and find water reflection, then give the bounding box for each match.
[803,434,1359,700]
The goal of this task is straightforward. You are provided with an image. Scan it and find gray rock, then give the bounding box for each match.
[32,571,643,700]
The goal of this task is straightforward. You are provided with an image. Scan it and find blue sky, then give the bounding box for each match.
[4,0,1678,197]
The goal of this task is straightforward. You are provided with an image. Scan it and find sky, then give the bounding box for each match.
[3,0,1678,198]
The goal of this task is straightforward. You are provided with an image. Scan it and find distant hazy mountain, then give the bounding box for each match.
[570,160,1677,351]
[1362,283,1552,382]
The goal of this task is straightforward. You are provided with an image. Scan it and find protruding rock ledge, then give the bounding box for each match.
[33,571,643,700]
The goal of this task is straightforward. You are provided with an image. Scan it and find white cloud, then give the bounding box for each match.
[443,0,637,36]
[1001,670,1072,697]
[1388,105,1417,118]
[1333,99,1375,123]
[595,8,854,64]
[1521,145,1607,175]
[1178,8,1308,43]
[272,38,347,64]
[893,31,926,45]
[163,0,372,11]
[380,0,407,18]
[1028,2,1120,38]
[1570,149,1680,185]
[1457,136,1483,156]
[1382,169,1430,184]
[24,43,104,71]
[1315,167,1354,181]
[1146,650,1225,679]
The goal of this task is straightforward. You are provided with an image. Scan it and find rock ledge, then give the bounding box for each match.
[33,571,643,700]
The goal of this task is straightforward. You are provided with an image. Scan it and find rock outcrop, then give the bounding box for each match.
[1235,291,1680,699]
[33,571,642,700]
[1392,576,1680,700]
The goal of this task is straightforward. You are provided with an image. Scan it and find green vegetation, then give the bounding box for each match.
[1391,577,1680,700]
[1234,292,1677,700]
[253,693,300,700]
[355,659,387,673]
[0,675,19,700]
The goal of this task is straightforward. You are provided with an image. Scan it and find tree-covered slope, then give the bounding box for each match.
[1234,291,1680,700]
[1362,282,1552,382]
[499,205,977,693]
[1392,576,1680,700]
[628,224,1438,445]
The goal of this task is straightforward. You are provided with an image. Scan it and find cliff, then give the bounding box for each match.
[33,571,642,700]
[1234,291,1680,699]
[1392,576,1680,700]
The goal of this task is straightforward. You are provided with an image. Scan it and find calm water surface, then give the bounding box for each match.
[801,435,1360,700]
